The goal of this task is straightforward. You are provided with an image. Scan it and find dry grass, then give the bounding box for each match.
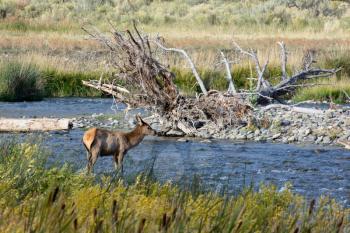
[1,30,350,70]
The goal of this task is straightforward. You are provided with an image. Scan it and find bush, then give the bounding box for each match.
[0,61,44,101]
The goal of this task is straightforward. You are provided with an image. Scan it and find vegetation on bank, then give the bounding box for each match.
[0,61,101,101]
[0,58,349,102]
[0,140,348,232]
[0,0,349,34]
[0,1,349,103]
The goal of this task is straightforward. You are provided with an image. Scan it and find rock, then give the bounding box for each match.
[280,120,291,126]
[282,137,288,143]
[315,136,323,144]
[166,129,185,137]
[305,135,316,143]
[254,129,261,136]
[177,138,189,142]
[325,110,334,119]
[193,121,206,129]
[322,136,331,144]
[344,118,350,127]
[304,128,311,136]
[196,130,211,139]
[200,139,212,143]
[236,134,247,140]
[247,133,254,139]
[288,136,295,142]
[272,133,281,140]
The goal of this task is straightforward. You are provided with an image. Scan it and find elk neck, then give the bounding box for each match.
[125,125,146,148]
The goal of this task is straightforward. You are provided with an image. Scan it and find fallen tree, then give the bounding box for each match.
[82,23,340,135]
[232,41,340,104]
[0,118,72,132]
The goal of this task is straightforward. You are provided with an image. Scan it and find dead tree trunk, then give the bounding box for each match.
[233,41,340,104]
[81,23,340,135]
[0,118,72,132]
[82,23,251,135]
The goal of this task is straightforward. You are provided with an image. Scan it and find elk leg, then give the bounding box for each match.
[117,151,125,173]
[113,152,118,170]
[87,147,99,173]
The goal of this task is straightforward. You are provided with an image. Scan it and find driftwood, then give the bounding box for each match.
[233,41,340,104]
[338,140,350,150]
[261,104,325,115]
[81,23,340,135]
[82,23,252,135]
[0,118,72,132]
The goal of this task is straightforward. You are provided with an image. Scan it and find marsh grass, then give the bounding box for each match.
[0,61,44,101]
[294,79,350,103]
[43,68,102,97]
[0,140,348,232]
[0,60,102,100]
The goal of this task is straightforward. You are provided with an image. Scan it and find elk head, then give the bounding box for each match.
[136,115,157,136]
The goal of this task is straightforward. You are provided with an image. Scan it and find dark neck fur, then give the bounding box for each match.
[125,125,145,148]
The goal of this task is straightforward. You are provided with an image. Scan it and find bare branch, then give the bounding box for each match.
[219,50,236,94]
[274,68,340,91]
[277,41,288,80]
[256,58,269,91]
[233,41,262,76]
[233,41,270,92]
[152,39,208,95]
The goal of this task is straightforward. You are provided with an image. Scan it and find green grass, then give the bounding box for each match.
[0,139,348,232]
[294,79,350,103]
[0,19,76,32]
[0,61,44,101]
[43,68,102,97]
[0,61,102,101]
[0,0,349,34]
[1,59,348,103]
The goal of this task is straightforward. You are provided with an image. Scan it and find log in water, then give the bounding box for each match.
[0,118,72,132]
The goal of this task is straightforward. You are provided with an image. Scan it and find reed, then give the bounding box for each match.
[0,61,44,101]
[0,140,348,232]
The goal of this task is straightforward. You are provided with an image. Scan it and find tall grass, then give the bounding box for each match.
[0,140,348,232]
[43,68,102,97]
[294,79,350,103]
[0,61,102,101]
[0,61,44,101]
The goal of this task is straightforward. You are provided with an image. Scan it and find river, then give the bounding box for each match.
[1,98,349,206]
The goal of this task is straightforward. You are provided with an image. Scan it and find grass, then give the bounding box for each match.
[294,79,350,103]
[0,61,44,101]
[0,0,349,34]
[0,1,349,103]
[0,139,348,232]
[0,60,103,101]
[43,68,102,97]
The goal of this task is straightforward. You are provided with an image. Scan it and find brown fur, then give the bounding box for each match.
[82,115,157,173]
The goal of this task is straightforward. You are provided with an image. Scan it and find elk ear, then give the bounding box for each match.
[135,114,143,126]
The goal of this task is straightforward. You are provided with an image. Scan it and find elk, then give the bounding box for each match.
[82,115,157,173]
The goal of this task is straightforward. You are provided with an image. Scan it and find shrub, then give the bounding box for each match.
[0,61,44,101]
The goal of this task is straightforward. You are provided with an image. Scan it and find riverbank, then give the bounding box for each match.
[72,103,350,147]
[0,141,348,232]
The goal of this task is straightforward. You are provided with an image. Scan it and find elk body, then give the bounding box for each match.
[82,115,157,173]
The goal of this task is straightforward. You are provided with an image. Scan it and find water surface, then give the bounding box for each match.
[0,98,349,206]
